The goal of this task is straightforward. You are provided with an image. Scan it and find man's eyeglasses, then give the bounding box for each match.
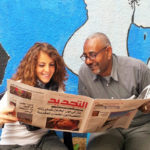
[80,46,108,61]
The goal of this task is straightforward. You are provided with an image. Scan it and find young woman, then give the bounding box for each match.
[0,42,68,150]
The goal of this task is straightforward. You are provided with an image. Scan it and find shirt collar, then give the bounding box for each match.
[111,54,119,81]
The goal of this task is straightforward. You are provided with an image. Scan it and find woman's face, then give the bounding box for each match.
[36,51,55,84]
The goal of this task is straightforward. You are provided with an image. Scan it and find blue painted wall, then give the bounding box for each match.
[0,0,87,94]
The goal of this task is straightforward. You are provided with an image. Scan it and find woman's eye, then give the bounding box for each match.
[38,64,45,67]
[50,63,55,67]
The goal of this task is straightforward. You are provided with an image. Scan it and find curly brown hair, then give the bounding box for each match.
[12,42,67,90]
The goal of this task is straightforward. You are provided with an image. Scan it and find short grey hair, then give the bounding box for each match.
[86,32,111,47]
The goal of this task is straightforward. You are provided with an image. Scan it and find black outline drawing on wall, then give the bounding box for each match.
[63,0,150,75]
[0,44,10,85]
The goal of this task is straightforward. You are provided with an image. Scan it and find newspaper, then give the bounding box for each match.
[7,79,150,133]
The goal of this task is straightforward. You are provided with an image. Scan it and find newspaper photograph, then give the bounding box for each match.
[7,79,150,133]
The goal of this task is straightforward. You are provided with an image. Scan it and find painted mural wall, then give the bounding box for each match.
[0,0,150,96]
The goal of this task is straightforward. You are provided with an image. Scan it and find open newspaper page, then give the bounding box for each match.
[7,79,93,133]
[83,84,150,133]
[84,99,148,132]
[83,84,150,132]
[7,80,150,133]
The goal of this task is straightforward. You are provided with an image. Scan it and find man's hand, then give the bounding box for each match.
[0,104,18,125]
[139,101,150,113]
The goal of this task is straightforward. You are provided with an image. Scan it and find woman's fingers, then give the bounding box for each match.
[0,113,18,121]
[0,113,18,125]
[0,105,18,124]
[1,104,15,114]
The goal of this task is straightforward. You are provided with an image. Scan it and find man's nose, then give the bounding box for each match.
[85,57,93,65]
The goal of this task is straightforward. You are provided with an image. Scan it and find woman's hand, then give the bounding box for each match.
[0,104,18,125]
[139,101,150,113]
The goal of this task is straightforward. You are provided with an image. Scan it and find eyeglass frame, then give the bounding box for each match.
[80,46,108,61]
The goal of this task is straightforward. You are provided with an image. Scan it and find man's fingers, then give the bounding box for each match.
[144,105,148,111]
[139,102,150,113]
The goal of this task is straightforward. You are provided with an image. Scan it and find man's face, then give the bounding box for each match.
[83,38,112,76]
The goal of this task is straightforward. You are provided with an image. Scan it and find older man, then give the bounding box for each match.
[78,32,150,150]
